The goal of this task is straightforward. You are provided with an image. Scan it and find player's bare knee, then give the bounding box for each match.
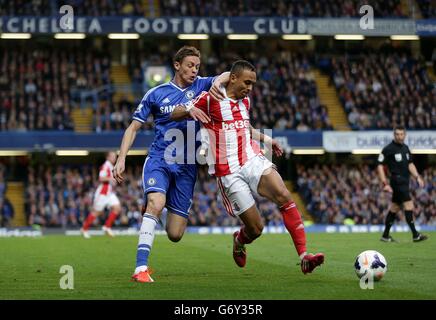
[390,203,401,213]
[404,203,414,211]
[146,199,165,216]
[166,229,184,242]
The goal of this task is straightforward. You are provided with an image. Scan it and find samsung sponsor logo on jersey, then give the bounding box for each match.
[160,105,178,114]
[222,120,250,131]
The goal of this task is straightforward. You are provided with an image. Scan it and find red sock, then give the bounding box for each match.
[83,213,96,230]
[280,201,307,257]
[104,211,118,228]
[236,227,254,245]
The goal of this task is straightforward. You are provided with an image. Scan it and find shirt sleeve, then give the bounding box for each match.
[191,91,209,113]
[197,76,217,92]
[406,146,413,163]
[99,166,111,179]
[377,147,388,165]
[132,92,152,123]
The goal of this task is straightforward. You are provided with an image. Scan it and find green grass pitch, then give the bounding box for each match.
[1,232,435,299]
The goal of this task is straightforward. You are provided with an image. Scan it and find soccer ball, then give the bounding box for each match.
[354,250,387,281]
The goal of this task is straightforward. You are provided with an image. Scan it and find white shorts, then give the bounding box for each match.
[216,154,274,217]
[93,192,120,212]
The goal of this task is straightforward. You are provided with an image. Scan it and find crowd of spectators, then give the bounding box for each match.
[160,0,406,17]
[94,96,135,132]
[0,47,112,132]
[0,0,147,16]
[297,163,436,225]
[0,163,14,227]
[203,50,332,130]
[417,0,436,19]
[2,44,434,132]
[25,160,436,228]
[327,50,436,130]
[117,49,332,131]
[24,163,282,228]
[0,0,53,16]
[0,0,408,17]
[25,163,145,228]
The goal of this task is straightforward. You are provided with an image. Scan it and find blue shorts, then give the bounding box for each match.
[142,156,197,219]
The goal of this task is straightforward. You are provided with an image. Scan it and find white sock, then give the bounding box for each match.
[135,266,148,274]
[134,213,158,274]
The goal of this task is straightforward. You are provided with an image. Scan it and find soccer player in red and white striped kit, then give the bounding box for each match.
[80,151,121,238]
[171,60,324,274]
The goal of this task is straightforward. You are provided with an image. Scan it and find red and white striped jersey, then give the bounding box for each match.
[192,90,261,177]
[95,160,114,196]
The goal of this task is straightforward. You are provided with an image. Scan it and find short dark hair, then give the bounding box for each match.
[394,125,406,131]
[230,60,256,76]
[173,46,201,64]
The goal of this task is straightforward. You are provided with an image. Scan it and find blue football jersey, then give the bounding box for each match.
[132,76,215,164]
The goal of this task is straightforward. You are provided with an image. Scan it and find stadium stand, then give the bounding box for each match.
[4,42,434,132]
[159,0,406,17]
[204,50,333,130]
[0,0,408,17]
[0,46,114,132]
[1,1,434,231]
[24,163,284,228]
[417,0,436,18]
[93,48,333,131]
[24,161,435,228]
[325,48,436,130]
[0,163,15,227]
[296,163,436,225]
[0,0,146,16]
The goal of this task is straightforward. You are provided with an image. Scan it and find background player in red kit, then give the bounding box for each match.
[171,60,324,274]
[81,151,121,238]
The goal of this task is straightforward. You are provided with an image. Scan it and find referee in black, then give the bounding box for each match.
[377,126,428,242]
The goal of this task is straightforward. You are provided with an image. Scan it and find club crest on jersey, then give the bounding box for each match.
[147,178,156,186]
[185,90,195,100]
[395,153,402,162]
[233,201,240,212]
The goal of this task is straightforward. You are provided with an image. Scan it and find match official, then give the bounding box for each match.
[377,126,428,243]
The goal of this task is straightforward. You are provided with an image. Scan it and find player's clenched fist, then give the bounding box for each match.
[113,159,125,184]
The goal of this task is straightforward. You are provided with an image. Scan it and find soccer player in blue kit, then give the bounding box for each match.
[113,46,229,282]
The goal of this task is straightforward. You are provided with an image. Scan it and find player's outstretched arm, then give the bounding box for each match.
[113,120,142,184]
[170,105,191,121]
[170,103,210,123]
[250,125,283,157]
